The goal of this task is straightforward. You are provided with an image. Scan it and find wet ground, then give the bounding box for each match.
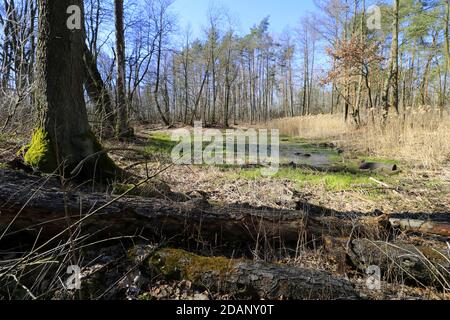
[279,139,339,167]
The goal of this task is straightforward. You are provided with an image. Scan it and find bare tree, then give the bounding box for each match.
[114,0,132,137]
[152,0,174,126]
[381,0,400,123]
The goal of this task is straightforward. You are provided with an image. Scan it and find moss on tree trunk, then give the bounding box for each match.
[25,0,120,182]
[24,128,119,181]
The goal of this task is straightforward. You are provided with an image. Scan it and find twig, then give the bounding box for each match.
[369,177,390,188]
[369,177,400,195]
[7,274,37,300]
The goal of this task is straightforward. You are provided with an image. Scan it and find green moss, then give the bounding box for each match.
[23,128,57,172]
[149,248,238,282]
[138,293,154,300]
[276,168,375,191]
[424,179,445,188]
[279,135,306,144]
[23,128,119,182]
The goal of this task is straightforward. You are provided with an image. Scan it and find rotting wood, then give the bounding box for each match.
[0,169,381,245]
[388,217,450,238]
[142,247,359,300]
[348,239,450,289]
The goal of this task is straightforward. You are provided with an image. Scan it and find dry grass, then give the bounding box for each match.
[269,110,450,170]
[270,114,348,140]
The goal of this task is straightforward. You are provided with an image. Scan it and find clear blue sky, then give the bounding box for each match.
[171,0,318,37]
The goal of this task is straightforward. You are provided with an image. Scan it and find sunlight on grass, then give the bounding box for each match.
[230,167,396,192]
[145,133,177,155]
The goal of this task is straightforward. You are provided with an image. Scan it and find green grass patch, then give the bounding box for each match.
[145,131,277,161]
[280,135,306,143]
[277,168,376,191]
[145,132,177,155]
[229,166,397,192]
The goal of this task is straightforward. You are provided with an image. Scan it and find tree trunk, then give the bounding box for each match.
[0,169,384,246]
[83,44,116,134]
[114,0,132,137]
[441,17,448,114]
[1,0,14,91]
[154,15,170,126]
[381,0,399,123]
[146,248,358,300]
[24,0,117,181]
[354,0,365,126]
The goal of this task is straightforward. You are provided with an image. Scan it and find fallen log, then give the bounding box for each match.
[348,239,450,289]
[0,169,380,246]
[359,161,398,172]
[388,217,450,238]
[143,248,359,300]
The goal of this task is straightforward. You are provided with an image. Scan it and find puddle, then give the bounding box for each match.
[219,137,341,167]
[279,143,339,167]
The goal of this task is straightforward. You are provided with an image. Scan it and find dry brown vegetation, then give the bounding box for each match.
[1,121,450,300]
[270,111,450,170]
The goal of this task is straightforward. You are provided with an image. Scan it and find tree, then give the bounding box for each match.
[83,44,116,135]
[24,0,118,181]
[324,36,383,123]
[381,0,400,122]
[152,0,173,126]
[221,30,238,127]
[443,0,449,114]
[114,0,132,137]
[84,0,116,134]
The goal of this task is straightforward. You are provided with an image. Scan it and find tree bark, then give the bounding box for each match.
[154,12,170,126]
[145,248,358,300]
[83,44,116,134]
[381,0,400,123]
[114,0,132,137]
[24,0,117,181]
[387,216,450,238]
[0,169,381,245]
[443,0,449,115]
[348,239,450,288]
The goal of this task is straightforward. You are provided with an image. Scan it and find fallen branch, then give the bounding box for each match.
[369,177,401,195]
[388,217,450,238]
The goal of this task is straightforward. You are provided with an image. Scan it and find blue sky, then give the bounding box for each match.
[171,0,318,37]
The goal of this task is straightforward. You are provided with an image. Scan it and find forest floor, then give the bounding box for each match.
[0,124,449,300]
[123,125,450,215]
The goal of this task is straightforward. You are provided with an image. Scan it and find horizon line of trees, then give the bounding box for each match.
[0,0,449,137]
